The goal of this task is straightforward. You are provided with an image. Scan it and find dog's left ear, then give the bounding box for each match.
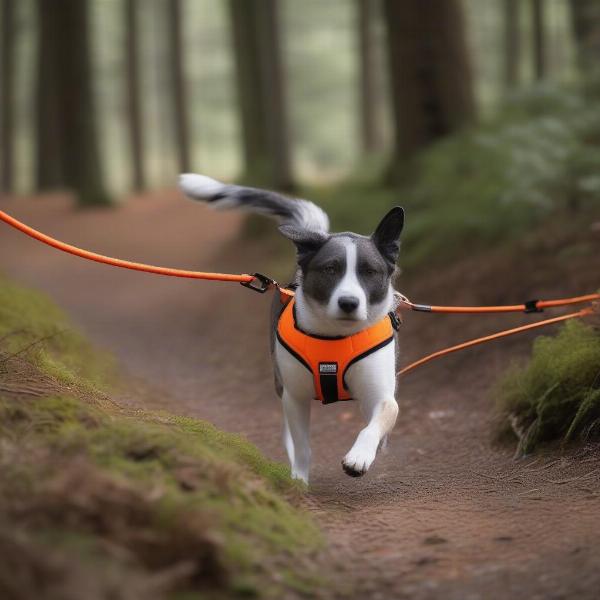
[278,225,329,267]
[371,207,405,267]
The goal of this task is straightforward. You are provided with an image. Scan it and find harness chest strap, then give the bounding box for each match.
[276,298,396,404]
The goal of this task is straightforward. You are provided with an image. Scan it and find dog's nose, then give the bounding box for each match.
[338,296,360,314]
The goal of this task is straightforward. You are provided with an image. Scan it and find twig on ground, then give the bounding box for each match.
[526,459,563,472]
[0,329,68,365]
[0,383,50,397]
[517,488,541,496]
[0,329,27,344]
[544,468,599,485]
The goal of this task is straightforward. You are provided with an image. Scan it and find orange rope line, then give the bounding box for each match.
[400,294,600,314]
[1,209,597,379]
[0,209,254,283]
[397,307,594,378]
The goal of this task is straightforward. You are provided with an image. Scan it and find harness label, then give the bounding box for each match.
[319,362,337,374]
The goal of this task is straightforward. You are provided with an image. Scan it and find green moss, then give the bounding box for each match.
[170,416,296,491]
[0,275,116,388]
[494,320,600,455]
[0,276,325,598]
[0,391,321,590]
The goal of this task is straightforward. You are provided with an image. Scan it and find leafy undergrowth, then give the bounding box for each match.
[0,275,323,600]
[299,83,600,270]
[494,318,600,457]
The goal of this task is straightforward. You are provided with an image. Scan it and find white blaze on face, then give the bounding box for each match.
[328,238,368,320]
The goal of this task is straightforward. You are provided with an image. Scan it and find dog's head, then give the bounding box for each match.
[280,207,404,336]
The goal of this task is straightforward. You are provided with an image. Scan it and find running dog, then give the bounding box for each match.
[180,174,404,484]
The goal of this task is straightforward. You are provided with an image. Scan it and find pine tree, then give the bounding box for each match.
[1,0,15,193]
[504,0,521,87]
[383,0,476,177]
[166,0,191,172]
[228,0,293,190]
[125,0,145,190]
[357,0,384,153]
[35,0,109,204]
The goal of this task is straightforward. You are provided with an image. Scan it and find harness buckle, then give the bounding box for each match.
[389,311,402,331]
[241,272,275,294]
[524,299,542,313]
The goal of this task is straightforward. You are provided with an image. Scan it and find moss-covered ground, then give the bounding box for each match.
[494,318,600,456]
[0,274,324,599]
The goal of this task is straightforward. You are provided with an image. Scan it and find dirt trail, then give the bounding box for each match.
[1,193,599,599]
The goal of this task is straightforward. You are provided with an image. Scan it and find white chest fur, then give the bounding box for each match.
[274,335,399,483]
[274,336,397,402]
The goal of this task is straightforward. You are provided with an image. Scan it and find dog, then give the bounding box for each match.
[180,174,404,484]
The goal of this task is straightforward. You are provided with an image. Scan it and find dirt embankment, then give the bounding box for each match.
[1,193,599,599]
[0,249,323,600]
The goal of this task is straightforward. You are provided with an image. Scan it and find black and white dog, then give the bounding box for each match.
[180,174,404,484]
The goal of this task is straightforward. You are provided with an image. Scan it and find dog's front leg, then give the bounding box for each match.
[342,396,398,477]
[342,342,398,477]
[281,390,311,484]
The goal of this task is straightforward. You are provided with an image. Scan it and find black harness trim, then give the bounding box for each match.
[291,304,346,340]
[319,362,339,404]
[342,334,395,390]
[275,330,312,373]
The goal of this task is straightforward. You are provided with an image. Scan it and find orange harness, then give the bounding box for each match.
[276,298,397,404]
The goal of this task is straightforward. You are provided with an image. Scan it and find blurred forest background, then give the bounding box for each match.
[1,0,597,208]
[2,6,600,595]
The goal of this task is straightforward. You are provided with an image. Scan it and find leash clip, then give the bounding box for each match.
[241,272,275,294]
[389,311,402,331]
[524,299,542,313]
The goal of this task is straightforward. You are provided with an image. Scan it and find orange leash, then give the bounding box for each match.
[396,307,594,378]
[397,293,600,314]
[1,208,597,378]
[0,208,255,284]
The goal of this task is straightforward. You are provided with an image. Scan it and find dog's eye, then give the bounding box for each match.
[364,267,378,276]
[322,265,337,274]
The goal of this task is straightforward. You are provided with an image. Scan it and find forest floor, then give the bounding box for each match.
[1,191,600,599]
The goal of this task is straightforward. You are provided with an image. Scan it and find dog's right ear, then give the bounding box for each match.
[278,225,328,267]
[371,206,404,268]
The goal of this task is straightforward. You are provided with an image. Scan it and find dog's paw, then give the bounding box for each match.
[342,461,365,477]
[342,448,376,478]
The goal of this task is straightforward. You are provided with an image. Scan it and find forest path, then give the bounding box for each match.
[1,193,599,600]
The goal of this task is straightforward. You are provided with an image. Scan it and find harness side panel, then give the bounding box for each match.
[270,280,298,397]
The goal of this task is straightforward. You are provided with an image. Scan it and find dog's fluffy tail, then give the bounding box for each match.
[179,173,330,233]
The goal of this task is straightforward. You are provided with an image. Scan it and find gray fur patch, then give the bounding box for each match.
[301,233,392,306]
[352,236,392,305]
[302,237,347,305]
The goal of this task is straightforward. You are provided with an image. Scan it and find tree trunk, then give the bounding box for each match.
[36,0,64,190]
[36,0,109,205]
[228,0,293,190]
[503,0,521,88]
[531,0,546,80]
[125,0,145,190]
[383,0,476,173]
[1,0,15,194]
[166,0,191,173]
[569,0,600,76]
[357,0,384,153]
